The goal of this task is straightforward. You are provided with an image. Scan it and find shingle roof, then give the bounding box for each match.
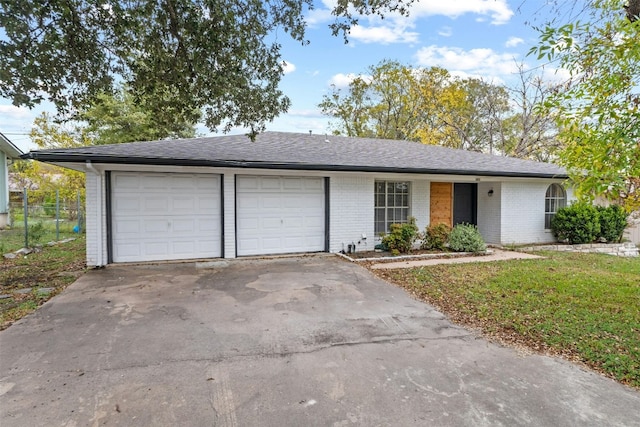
[23,131,567,179]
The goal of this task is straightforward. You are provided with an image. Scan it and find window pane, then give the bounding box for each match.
[544,184,566,229]
[399,208,408,222]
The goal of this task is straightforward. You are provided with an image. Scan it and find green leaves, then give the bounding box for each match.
[0,0,414,134]
[531,0,640,211]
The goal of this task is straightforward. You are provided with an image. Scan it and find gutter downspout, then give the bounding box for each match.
[85,161,104,266]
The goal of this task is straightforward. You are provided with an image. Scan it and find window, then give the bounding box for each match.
[375,181,410,234]
[545,184,566,229]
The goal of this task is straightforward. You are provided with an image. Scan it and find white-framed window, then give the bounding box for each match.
[545,183,566,229]
[375,181,410,234]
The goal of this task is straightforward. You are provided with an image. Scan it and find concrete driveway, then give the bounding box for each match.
[1,255,638,426]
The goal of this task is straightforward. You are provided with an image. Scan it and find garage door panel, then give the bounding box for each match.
[113,174,140,189]
[198,218,220,233]
[145,242,170,256]
[113,219,140,234]
[260,217,281,229]
[144,197,169,211]
[282,178,303,190]
[303,178,324,191]
[260,177,282,190]
[113,196,140,212]
[261,195,282,209]
[111,172,221,262]
[144,219,168,233]
[171,219,195,233]
[198,197,219,211]
[236,176,325,256]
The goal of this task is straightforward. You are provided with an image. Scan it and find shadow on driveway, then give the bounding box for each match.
[1,255,638,426]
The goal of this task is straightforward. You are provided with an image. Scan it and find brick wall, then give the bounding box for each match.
[328,174,375,253]
[500,181,575,245]
[222,173,236,258]
[477,182,501,244]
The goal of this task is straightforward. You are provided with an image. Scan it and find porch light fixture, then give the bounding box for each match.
[488,189,494,197]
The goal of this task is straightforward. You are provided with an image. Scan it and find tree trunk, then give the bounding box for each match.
[626,0,640,22]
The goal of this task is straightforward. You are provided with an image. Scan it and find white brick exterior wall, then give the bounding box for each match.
[328,174,375,253]
[499,181,575,245]
[411,179,430,232]
[222,173,236,258]
[85,170,107,267]
[477,182,501,244]
[82,163,573,264]
[84,172,98,266]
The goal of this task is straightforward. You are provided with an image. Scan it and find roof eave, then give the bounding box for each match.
[1,132,24,158]
[23,152,569,180]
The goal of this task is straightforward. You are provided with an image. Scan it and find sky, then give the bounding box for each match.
[0,0,565,153]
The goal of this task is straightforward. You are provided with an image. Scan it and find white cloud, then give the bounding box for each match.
[327,73,359,88]
[349,24,419,44]
[0,104,33,120]
[410,0,513,25]
[505,36,524,47]
[281,61,296,74]
[438,26,453,37]
[305,0,513,46]
[415,45,520,80]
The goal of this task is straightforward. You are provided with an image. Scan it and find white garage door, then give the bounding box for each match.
[111,172,222,262]
[236,176,325,256]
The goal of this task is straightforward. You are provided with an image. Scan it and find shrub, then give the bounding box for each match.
[597,205,628,243]
[381,217,419,254]
[551,202,600,244]
[448,223,486,252]
[28,222,46,245]
[421,223,451,250]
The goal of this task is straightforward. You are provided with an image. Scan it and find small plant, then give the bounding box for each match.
[421,223,451,250]
[381,217,419,254]
[27,222,46,245]
[551,202,600,244]
[448,223,486,252]
[597,205,628,243]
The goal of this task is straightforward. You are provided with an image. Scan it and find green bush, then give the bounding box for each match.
[28,222,46,245]
[551,202,600,244]
[448,223,486,252]
[421,223,451,250]
[381,217,419,254]
[597,205,628,243]
[43,194,57,217]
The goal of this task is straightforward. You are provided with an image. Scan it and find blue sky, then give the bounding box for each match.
[1,0,563,152]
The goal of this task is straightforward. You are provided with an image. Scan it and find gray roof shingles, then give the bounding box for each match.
[23,131,567,179]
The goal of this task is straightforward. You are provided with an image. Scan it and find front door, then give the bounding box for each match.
[453,183,477,226]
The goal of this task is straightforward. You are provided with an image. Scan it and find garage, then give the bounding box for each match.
[110,172,222,262]
[236,175,326,256]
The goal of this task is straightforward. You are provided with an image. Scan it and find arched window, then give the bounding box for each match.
[545,184,566,229]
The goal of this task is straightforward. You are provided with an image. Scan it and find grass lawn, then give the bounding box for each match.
[0,235,86,330]
[1,223,80,254]
[375,251,640,389]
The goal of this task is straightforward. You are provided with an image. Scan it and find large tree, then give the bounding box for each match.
[0,0,413,137]
[531,0,640,210]
[319,61,546,156]
[81,89,197,145]
[319,62,469,145]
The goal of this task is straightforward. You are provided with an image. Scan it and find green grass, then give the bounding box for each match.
[0,221,81,253]
[378,251,640,388]
[0,235,86,329]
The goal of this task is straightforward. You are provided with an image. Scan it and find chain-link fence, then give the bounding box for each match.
[1,189,85,253]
